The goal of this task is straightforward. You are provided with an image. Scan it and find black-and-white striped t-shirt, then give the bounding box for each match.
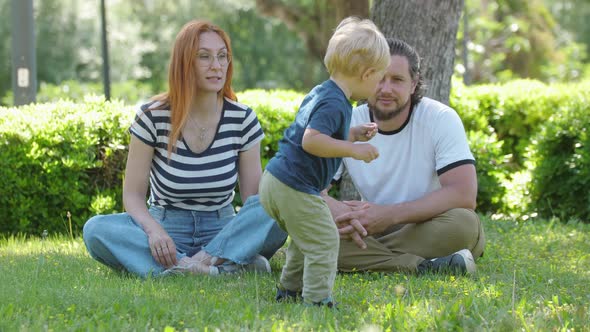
[129,97,265,211]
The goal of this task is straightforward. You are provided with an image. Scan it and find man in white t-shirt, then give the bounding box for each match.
[323,38,486,275]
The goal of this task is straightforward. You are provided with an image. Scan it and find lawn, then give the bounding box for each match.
[1,216,589,331]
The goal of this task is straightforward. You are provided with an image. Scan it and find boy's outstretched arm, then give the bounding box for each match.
[302,128,379,162]
[349,122,378,142]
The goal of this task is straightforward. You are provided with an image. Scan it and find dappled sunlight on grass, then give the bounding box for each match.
[1,218,589,330]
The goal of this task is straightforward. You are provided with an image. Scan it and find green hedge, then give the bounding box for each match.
[237,89,303,167]
[452,79,590,219]
[0,96,132,234]
[526,89,590,221]
[1,82,589,235]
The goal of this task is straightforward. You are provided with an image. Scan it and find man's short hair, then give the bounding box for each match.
[324,17,390,77]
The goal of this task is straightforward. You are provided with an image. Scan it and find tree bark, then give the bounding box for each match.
[371,0,464,105]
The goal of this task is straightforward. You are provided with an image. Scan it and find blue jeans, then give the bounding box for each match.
[83,195,287,277]
[204,195,287,264]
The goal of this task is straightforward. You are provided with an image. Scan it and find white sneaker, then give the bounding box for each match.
[243,254,272,273]
[417,249,476,275]
[213,254,272,275]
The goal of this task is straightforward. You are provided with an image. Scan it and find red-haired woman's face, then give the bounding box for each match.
[195,31,230,93]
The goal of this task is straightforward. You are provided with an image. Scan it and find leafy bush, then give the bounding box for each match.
[525,89,590,221]
[452,79,569,169]
[453,79,590,219]
[0,96,132,234]
[451,82,511,214]
[2,84,589,235]
[238,89,303,167]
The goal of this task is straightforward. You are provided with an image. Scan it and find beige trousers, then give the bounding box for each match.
[259,171,339,302]
[338,208,486,273]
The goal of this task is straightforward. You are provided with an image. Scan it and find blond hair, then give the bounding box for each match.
[324,17,390,77]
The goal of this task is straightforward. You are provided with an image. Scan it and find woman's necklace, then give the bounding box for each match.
[188,98,219,140]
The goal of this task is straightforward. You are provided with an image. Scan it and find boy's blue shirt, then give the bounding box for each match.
[266,79,352,195]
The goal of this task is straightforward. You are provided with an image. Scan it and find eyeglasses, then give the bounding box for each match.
[196,52,231,67]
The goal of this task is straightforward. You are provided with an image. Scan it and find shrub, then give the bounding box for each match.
[0,96,132,234]
[526,88,590,221]
[453,79,590,219]
[451,82,511,214]
[452,79,568,169]
[238,89,303,167]
[2,83,589,235]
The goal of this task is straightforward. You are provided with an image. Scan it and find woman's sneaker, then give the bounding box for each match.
[243,254,272,273]
[417,249,476,275]
[212,254,272,275]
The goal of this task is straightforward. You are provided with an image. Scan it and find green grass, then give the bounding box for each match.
[1,216,589,331]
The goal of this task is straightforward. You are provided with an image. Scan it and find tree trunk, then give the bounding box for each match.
[371,0,464,105]
[340,0,464,200]
[338,166,361,201]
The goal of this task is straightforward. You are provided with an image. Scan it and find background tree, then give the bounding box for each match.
[456,0,587,84]
[2,0,590,105]
[255,0,369,61]
[372,0,464,105]
[0,0,11,99]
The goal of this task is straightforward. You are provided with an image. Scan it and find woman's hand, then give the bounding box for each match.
[146,224,178,268]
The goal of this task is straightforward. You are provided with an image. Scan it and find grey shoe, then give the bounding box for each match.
[417,249,476,275]
[243,254,272,273]
[211,254,272,275]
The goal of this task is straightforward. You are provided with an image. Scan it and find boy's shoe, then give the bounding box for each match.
[417,249,476,275]
[304,297,338,309]
[275,286,303,302]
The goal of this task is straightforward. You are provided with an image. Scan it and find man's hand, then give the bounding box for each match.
[334,202,369,249]
[336,201,393,238]
[322,193,368,248]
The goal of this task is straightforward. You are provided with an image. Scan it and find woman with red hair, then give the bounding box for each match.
[82,20,285,277]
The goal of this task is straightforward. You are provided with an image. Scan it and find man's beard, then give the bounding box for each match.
[369,97,410,121]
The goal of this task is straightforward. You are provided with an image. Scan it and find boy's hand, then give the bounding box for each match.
[350,122,378,142]
[351,143,379,163]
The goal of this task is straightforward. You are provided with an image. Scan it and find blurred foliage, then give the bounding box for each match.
[455,0,589,85]
[0,0,326,106]
[2,0,590,105]
[545,0,590,62]
[1,80,154,106]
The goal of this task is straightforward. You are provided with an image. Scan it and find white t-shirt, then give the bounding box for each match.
[334,97,475,205]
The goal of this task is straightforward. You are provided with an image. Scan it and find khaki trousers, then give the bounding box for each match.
[259,172,339,302]
[338,208,485,273]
